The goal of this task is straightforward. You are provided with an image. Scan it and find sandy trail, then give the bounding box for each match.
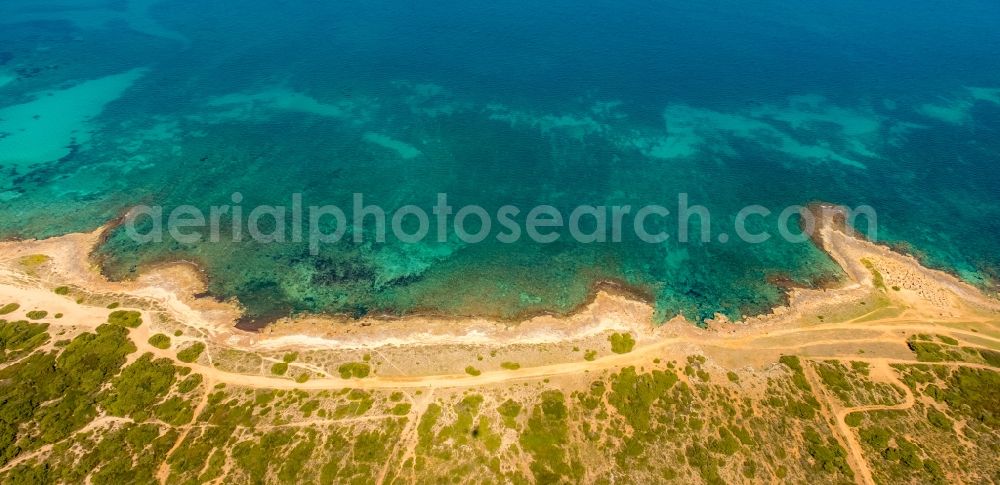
[3,285,992,393]
[0,257,996,392]
[831,360,916,485]
[156,376,213,483]
[801,362,869,485]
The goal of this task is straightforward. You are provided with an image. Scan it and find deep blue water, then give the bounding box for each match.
[1,0,998,325]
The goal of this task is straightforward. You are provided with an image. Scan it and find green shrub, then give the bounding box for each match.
[980,349,1000,367]
[803,427,852,475]
[708,427,741,455]
[500,361,521,370]
[465,366,481,376]
[606,366,678,431]
[779,355,803,372]
[931,367,999,426]
[147,334,171,349]
[299,400,320,416]
[389,403,411,415]
[685,443,721,483]
[107,302,120,309]
[584,350,597,361]
[0,303,19,315]
[0,319,50,359]
[337,362,370,379]
[108,310,142,328]
[54,286,70,295]
[177,342,206,363]
[926,409,952,429]
[101,353,177,421]
[295,373,310,383]
[845,413,863,427]
[271,362,289,375]
[177,374,203,393]
[936,335,958,346]
[154,396,193,426]
[520,390,576,482]
[861,258,886,290]
[779,355,812,392]
[498,399,522,418]
[26,311,48,320]
[608,332,636,354]
[282,352,298,363]
[859,427,891,450]
[0,324,134,458]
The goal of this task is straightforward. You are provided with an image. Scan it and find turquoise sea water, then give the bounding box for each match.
[1,1,999,327]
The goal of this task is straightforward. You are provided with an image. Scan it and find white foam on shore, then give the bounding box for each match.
[0,68,147,167]
[362,132,423,159]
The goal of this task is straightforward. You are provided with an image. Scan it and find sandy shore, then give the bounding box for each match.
[0,205,997,358]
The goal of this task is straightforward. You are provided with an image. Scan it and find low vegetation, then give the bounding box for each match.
[608,332,636,354]
[176,342,206,363]
[907,335,999,366]
[337,362,370,379]
[108,310,142,328]
[861,258,886,290]
[148,333,171,349]
[0,284,995,483]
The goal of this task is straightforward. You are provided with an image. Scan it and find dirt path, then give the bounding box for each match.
[801,362,870,485]
[123,315,1000,392]
[0,445,53,474]
[376,388,434,485]
[814,359,917,485]
[157,376,214,484]
[0,416,150,474]
[3,276,995,393]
